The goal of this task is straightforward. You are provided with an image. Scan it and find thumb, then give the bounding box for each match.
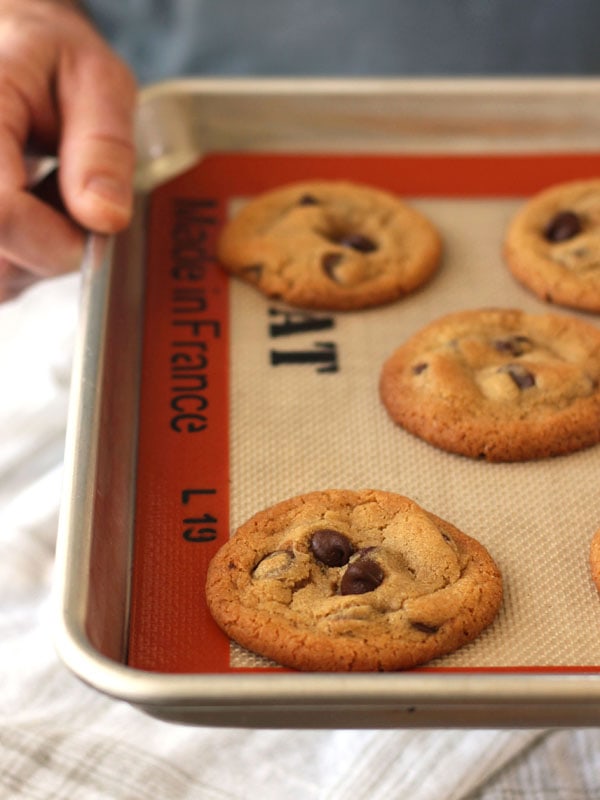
[57,42,137,233]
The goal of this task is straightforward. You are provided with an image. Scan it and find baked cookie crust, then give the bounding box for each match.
[380,308,600,462]
[217,180,442,310]
[504,179,600,312]
[205,489,502,671]
[590,527,600,593]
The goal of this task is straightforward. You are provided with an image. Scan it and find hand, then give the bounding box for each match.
[0,0,137,299]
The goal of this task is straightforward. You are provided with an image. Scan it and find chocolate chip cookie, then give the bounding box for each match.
[205,489,502,671]
[380,308,600,462]
[504,179,600,312]
[217,180,442,310]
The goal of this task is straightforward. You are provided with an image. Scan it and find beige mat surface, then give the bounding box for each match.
[229,196,600,669]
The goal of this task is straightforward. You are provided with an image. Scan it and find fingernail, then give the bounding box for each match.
[85,174,131,214]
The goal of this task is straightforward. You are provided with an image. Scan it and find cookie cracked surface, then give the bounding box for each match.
[504,179,600,312]
[589,526,600,593]
[380,308,600,462]
[217,180,442,311]
[205,489,502,671]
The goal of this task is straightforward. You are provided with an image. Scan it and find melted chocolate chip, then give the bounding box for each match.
[337,233,378,253]
[292,577,311,591]
[321,252,345,282]
[310,529,354,567]
[340,558,384,595]
[500,363,536,389]
[357,546,377,557]
[298,194,319,205]
[252,550,294,579]
[493,335,532,357]
[545,210,582,242]
[412,362,428,375]
[241,264,263,283]
[411,621,440,634]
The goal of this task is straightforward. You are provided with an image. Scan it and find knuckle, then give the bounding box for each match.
[82,132,137,170]
[0,72,33,126]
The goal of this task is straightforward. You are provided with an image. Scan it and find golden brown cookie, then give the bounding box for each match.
[380,308,600,462]
[590,527,600,592]
[217,180,442,310]
[504,179,600,312]
[205,489,502,671]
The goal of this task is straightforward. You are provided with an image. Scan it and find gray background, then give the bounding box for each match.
[87,0,600,83]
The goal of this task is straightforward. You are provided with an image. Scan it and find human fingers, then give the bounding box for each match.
[0,181,84,277]
[0,3,109,282]
[57,38,138,234]
[0,80,85,280]
[0,258,38,302]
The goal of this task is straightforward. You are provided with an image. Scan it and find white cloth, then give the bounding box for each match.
[1,273,598,800]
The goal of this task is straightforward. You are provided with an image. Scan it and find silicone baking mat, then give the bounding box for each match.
[127,152,600,673]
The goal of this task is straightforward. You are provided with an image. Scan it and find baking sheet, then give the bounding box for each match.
[53,79,600,727]
[127,151,600,674]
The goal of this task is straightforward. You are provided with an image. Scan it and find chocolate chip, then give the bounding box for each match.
[357,546,377,556]
[241,264,263,282]
[412,362,428,375]
[321,252,345,282]
[500,363,536,389]
[310,529,354,567]
[411,621,440,634]
[337,233,378,253]
[292,577,310,591]
[252,550,294,579]
[298,194,319,205]
[545,210,582,242]
[340,558,384,595]
[493,335,532,357]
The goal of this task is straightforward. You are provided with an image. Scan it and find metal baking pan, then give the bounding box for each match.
[54,78,600,728]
